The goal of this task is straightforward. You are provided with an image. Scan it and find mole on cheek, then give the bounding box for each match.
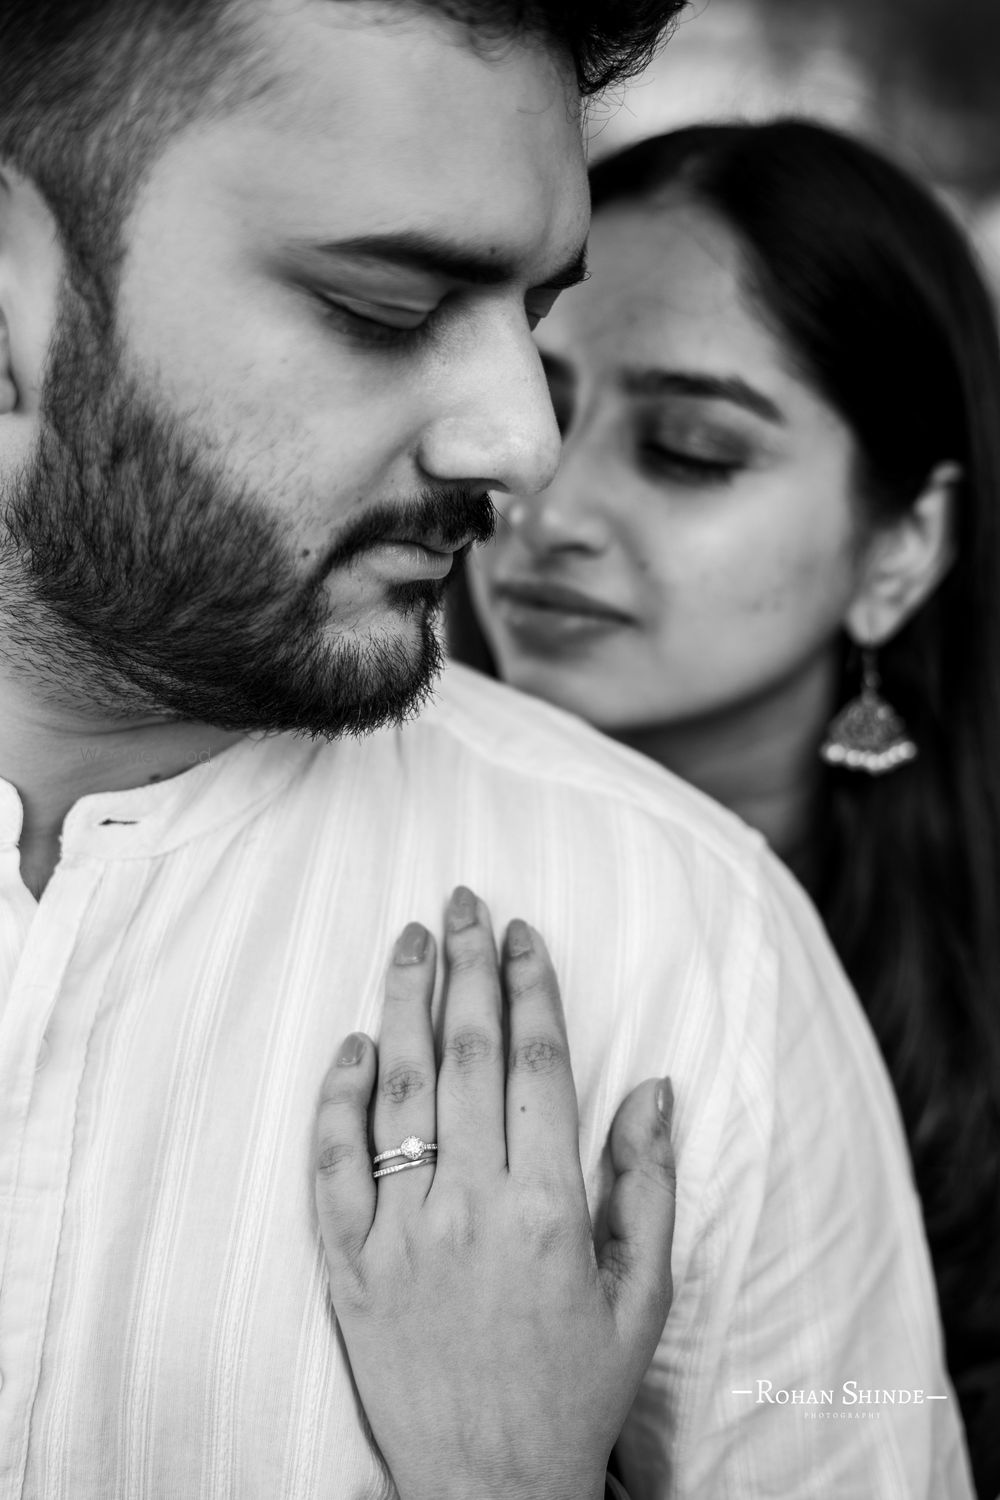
[745,581,792,613]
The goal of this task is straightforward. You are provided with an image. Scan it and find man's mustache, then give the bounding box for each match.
[314,488,497,583]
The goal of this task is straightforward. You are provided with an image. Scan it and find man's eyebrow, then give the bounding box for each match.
[620,368,785,425]
[311,232,589,292]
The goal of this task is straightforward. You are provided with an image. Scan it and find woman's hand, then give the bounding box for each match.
[315,886,676,1500]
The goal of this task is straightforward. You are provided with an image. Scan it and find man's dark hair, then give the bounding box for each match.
[0,0,687,304]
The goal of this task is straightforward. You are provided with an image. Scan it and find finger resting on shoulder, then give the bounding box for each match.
[503,920,582,1177]
[608,1078,676,1191]
[372,923,439,1210]
[315,1032,378,1273]
[601,1078,676,1330]
[435,887,506,1170]
[601,1168,675,1340]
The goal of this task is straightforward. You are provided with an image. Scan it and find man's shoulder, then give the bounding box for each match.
[409,663,765,869]
[250,664,774,917]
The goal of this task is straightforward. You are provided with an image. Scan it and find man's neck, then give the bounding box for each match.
[0,672,241,896]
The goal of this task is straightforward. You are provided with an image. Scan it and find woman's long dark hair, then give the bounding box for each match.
[585,119,1000,1472]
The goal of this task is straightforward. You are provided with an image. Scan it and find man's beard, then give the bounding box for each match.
[0,285,496,738]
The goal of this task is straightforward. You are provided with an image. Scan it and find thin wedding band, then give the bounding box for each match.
[373,1156,437,1181]
[372,1136,437,1166]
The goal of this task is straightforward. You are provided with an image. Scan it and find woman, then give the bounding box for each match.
[451,118,1000,1494]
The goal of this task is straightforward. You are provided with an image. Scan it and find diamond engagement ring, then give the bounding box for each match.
[372,1135,437,1180]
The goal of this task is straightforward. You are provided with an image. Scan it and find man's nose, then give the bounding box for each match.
[416,307,562,498]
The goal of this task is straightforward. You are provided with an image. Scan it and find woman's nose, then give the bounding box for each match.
[495,460,612,557]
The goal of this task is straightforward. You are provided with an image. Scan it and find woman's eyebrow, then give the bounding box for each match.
[308,231,589,293]
[619,367,785,425]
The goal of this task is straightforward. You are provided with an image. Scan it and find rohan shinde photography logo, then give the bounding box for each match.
[731,1380,950,1418]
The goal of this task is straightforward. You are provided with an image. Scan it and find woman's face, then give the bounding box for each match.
[469,196,872,736]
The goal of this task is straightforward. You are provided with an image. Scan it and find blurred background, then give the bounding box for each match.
[585,0,1000,287]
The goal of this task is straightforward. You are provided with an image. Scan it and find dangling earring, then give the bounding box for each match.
[820,646,917,775]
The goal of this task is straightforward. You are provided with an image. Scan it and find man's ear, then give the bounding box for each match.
[0,171,21,415]
[0,309,18,415]
[844,461,960,646]
[0,163,64,431]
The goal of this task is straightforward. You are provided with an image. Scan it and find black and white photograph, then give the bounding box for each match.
[0,1,998,1496]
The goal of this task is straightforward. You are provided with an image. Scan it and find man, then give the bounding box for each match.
[0,1,972,1496]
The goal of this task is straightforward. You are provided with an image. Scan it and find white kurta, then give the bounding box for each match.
[0,664,972,1498]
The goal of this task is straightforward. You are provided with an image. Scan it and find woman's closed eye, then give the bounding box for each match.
[641,442,745,485]
[640,415,755,486]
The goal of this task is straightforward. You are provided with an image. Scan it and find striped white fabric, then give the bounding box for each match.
[0,663,972,1499]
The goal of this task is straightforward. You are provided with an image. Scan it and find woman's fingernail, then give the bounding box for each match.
[337,1033,366,1067]
[656,1077,674,1129]
[447,885,478,932]
[394,921,429,965]
[506,918,533,958]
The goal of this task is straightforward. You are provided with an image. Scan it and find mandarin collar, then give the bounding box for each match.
[0,732,322,862]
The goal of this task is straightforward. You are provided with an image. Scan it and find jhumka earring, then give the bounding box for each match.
[820,647,918,775]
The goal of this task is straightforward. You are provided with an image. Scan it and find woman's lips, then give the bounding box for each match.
[491,577,634,648]
[495,578,633,620]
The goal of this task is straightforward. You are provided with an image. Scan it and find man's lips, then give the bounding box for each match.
[493,577,634,624]
[380,531,477,557]
[308,517,483,594]
[357,540,452,581]
[349,530,482,585]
